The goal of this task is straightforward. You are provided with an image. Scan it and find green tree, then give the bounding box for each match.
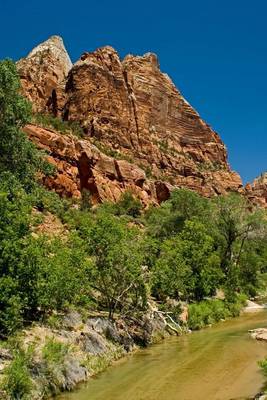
[153,220,221,301]
[213,193,267,296]
[86,213,147,319]
[145,189,211,239]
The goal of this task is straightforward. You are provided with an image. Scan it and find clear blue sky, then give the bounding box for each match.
[1,0,266,183]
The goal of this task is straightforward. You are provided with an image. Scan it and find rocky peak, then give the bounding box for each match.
[17,35,72,113]
[25,35,72,75]
[123,52,160,69]
[77,46,121,69]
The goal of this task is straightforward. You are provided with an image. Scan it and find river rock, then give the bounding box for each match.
[63,357,88,390]
[244,300,266,313]
[250,328,267,341]
[62,310,83,330]
[79,330,107,355]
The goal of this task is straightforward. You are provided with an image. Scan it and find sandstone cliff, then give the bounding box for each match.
[17,36,72,113]
[245,173,267,208]
[18,36,243,204]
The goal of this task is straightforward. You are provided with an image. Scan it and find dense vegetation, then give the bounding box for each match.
[0,59,267,339]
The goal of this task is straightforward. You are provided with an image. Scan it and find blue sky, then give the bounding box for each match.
[1,0,266,183]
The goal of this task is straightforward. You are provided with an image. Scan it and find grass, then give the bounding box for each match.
[41,338,70,396]
[1,345,34,400]
[83,346,124,376]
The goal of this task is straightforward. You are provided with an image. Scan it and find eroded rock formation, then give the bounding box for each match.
[24,124,158,205]
[245,173,267,208]
[17,35,72,114]
[18,36,244,204]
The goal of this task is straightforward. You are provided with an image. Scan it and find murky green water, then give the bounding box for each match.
[59,311,267,400]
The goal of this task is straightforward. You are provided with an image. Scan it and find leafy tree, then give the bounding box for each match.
[145,189,211,239]
[152,236,191,300]
[153,220,221,301]
[0,173,92,334]
[86,213,147,319]
[31,234,92,312]
[213,193,267,296]
[0,177,32,333]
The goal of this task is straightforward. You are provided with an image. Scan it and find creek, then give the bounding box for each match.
[59,311,267,400]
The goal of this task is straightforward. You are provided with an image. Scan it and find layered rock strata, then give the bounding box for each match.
[24,124,160,205]
[18,36,243,203]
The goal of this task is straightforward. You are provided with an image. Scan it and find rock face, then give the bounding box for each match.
[17,36,72,113]
[24,124,156,205]
[18,36,244,203]
[245,173,267,208]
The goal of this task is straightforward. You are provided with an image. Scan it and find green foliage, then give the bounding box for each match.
[0,60,53,190]
[187,297,246,330]
[33,235,92,312]
[84,212,147,319]
[152,220,222,301]
[113,192,142,218]
[1,346,33,400]
[0,60,31,129]
[32,186,72,218]
[144,189,211,239]
[0,173,92,334]
[33,113,84,138]
[152,236,191,300]
[212,193,267,297]
[259,357,267,377]
[145,189,267,304]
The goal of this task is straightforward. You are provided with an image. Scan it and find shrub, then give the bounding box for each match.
[187,297,246,330]
[113,192,142,218]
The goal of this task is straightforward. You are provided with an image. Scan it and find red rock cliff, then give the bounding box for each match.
[18,36,243,204]
[245,173,267,208]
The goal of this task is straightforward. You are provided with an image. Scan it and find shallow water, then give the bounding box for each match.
[59,311,267,400]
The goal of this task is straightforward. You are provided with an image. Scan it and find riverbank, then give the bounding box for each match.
[0,296,252,399]
[0,307,177,400]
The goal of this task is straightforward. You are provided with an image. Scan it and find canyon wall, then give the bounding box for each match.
[18,36,245,205]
